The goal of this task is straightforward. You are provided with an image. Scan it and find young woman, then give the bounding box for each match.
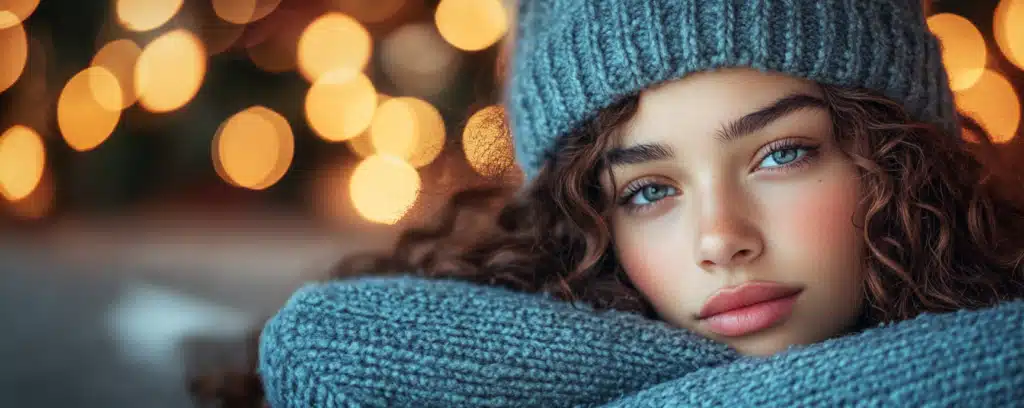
[192,0,1024,406]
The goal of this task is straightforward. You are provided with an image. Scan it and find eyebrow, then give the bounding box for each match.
[716,93,827,142]
[604,93,827,168]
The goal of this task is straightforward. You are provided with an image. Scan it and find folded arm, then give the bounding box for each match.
[258,275,740,408]
[602,299,1024,407]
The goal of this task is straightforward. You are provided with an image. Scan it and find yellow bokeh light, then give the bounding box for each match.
[213,106,294,190]
[0,125,45,201]
[0,0,39,29]
[927,13,987,91]
[330,0,406,23]
[305,71,377,142]
[212,0,281,24]
[370,97,445,168]
[58,67,123,152]
[463,105,514,177]
[346,133,376,158]
[297,13,371,83]
[435,0,508,51]
[116,0,184,32]
[135,29,207,113]
[91,39,141,110]
[955,69,1020,143]
[349,155,420,225]
[345,94,390,158]
[995,0,1024,70]
[0,21,27,93]
[4,166,53,220]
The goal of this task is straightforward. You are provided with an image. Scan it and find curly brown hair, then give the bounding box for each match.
[188,84,1024,406]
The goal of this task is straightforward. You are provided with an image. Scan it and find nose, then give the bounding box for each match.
[695,191,763,270]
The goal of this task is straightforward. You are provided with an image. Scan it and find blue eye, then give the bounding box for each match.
[629,184,678,206]
[758,147,807,168]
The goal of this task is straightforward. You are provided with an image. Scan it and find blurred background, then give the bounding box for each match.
[0,0,1022,406]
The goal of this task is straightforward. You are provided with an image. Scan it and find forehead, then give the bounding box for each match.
[621,69,825,145]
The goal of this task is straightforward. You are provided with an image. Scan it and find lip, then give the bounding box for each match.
[696,282,803,337]
[698,281,804,320]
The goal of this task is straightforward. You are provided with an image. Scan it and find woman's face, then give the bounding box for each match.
[605,68,865,356]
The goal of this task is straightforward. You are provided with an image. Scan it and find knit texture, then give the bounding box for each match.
[507,0,959,179]
[259,275,1024,407]
[258,276,739,407]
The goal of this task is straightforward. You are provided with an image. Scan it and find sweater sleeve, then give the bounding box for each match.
[601,299,1024,407]
[258,275,740,408]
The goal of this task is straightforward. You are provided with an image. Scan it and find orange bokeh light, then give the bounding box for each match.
[927,13,987,91]
[955,69,1020,143]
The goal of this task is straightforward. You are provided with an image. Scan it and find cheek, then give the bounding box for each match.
[775,177,861,250]
[612,217,692,295]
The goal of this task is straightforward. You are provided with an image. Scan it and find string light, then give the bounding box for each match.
[995,0,1024,71]
[57,67,122,152]
[91,39,142,110]
[305,71,378,142]
[297,13,371,83]
[0,20,27,94]
[927,13,987,91]
[955,69,1020,143]
[370,97,446,168]
[135,29,207,113]
[349,154,421,225]
[213,106,294,190]
[116,0,184,32]
[435,0,508,51]
[0,0,39,29]
[212,0,282,25]
[462,105,515,177]
[0,125,45,202]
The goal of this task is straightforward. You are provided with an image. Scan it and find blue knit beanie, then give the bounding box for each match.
[506,0,960,180]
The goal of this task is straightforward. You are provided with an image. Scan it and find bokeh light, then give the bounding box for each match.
[244,12,305,73]
[0,21,27,94]
[194,3,247,56]
[995,0,1024,71]
[135,29,207,113]
[0,125,45,202]
[57,67,123,152]
[927,13,987,91]
[330,0,406,23]
[463,105,515,177]
[305,71,377,142]
[116,0,184,32]
[212,0,282,24]
[297,13,371,83]
[213,106,294,190]
[435,0,508,51]
[381,23,460,98]
[346,132,377,158]
[955,69,1021,143]
[91,39,141,110]
[345,94,391,158]
[370,97,446,168]
[349,155,420,225]
[0,0,38,29]
[4,165,53,220]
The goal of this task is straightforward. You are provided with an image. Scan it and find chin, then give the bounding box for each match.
[707,325,815,357]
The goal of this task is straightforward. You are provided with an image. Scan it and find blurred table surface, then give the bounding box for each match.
[0,210,392,408]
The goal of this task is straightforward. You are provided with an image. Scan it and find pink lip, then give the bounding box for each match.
[696,281,803,337]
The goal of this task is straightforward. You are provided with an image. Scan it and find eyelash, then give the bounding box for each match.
[616,139,820,215]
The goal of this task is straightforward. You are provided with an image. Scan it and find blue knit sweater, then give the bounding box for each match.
[259,276,1024,407]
